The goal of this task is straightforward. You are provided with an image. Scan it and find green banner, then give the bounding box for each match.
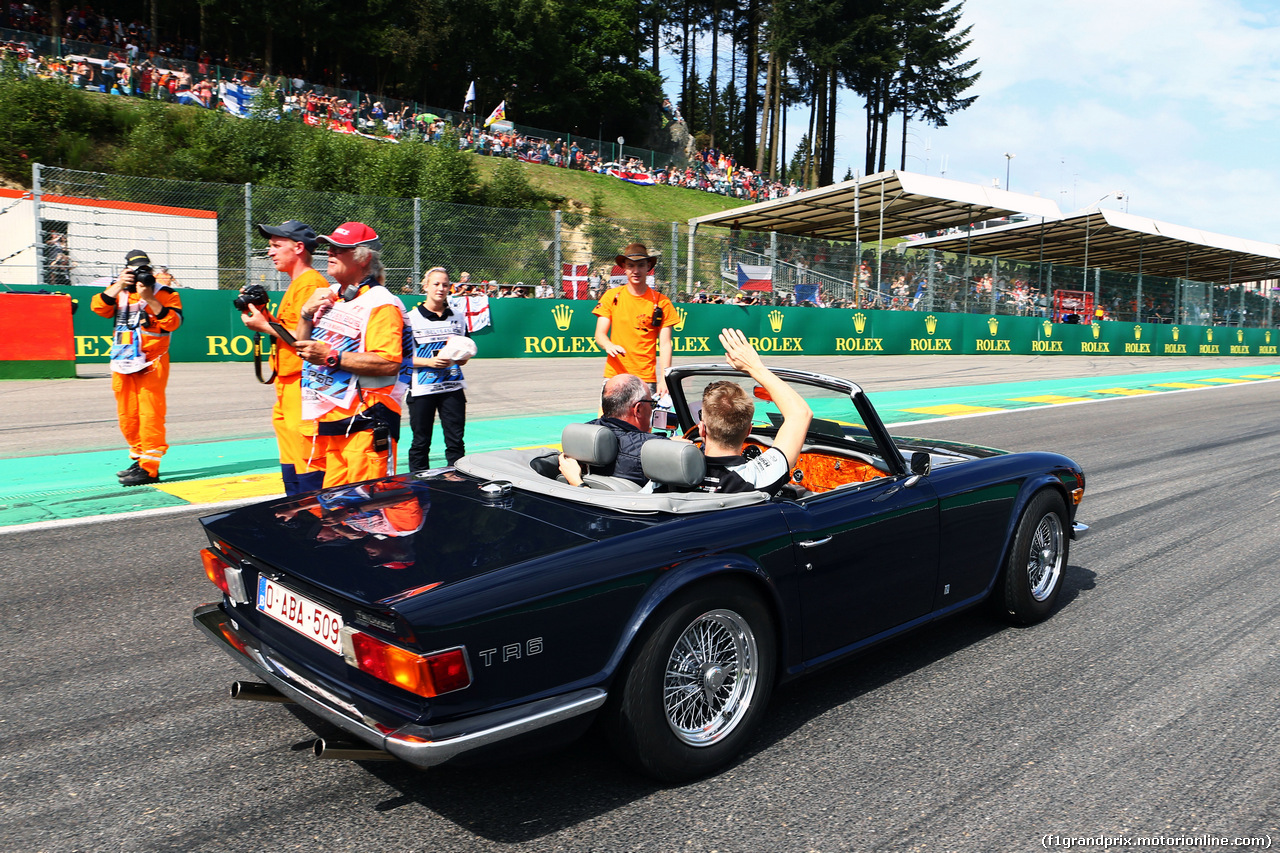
[18,285,1280,363]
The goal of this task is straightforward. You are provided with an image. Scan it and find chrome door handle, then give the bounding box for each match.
[797,536,832,549]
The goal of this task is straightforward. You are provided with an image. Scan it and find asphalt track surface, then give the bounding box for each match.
[3,356,1280,852]
[3,355,1279,528]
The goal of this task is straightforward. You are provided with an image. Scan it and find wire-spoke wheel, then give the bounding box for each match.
[663,609,760,747]
[999,490,1070,625]
[606,581,775,782]
[1026,510,1065,602]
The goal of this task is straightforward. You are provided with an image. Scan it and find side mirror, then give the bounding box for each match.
[910,451,931,477]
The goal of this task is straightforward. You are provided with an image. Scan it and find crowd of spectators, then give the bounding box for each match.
[2,8,804,206]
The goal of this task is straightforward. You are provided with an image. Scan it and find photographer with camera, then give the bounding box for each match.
[593,242,677,397]
[239,220,329,495]
[90,249,184,486]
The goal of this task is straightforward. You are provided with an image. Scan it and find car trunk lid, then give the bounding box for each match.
[200,473,626,607]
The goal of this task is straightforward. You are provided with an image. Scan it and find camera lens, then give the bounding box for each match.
[133,264,156,289]
[234,283,270,313]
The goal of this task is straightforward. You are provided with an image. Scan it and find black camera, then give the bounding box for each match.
[234,283,271,313]
[126,264,156,293]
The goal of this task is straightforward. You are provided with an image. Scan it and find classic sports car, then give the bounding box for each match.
[194,363,1087,781]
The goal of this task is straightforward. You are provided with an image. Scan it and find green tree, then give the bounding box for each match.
[482,157,547,209]
[887,0,979,171]
[0,73,112,180]
[418,129,480,204]
[360,139,432,198]
[291,128,370,194]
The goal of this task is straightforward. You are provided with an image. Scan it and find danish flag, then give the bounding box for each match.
[562,263,590,299]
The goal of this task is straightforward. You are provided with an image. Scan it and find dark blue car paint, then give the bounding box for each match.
[195,366,1086,766]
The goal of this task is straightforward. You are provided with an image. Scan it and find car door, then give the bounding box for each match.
[790,475,941,663]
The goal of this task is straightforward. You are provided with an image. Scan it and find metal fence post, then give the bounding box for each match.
[244,182,252,290]
[769,231,778,294]
[413,197,421,286]
[991,256,999,315]
[670,221,679,294]
[925,249,936,311]
[552,209,562,290]
[32,162,44,287]
[686,222,697,293]
[1136,237,1144,323]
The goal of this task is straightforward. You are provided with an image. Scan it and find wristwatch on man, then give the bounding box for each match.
[324,349,341,369]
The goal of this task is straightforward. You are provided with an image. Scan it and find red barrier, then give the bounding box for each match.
[0,292,76,378]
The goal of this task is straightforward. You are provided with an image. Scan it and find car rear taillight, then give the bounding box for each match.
[202,548,232,595]
[201,547,249,604]
[342,631,471,698]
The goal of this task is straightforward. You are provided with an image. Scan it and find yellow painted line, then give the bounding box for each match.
[1093,388,1159,396]
[1011,395,1092,404]
[901,404,1005,416]
[154,473,284,504]
[1153,382,1209,389]
[1241,374,1276,379]
[1200,377,1250,384]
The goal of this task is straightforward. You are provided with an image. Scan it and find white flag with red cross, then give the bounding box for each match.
[562,263,590,299]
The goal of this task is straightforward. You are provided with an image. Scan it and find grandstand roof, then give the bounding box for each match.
[688,169,1062,242]
[909,208,1280,283]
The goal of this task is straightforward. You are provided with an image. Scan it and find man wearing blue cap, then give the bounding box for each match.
[241,220,329,494]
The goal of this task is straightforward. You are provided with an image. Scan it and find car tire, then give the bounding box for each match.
[998,490,1069,625]
[605,580,776,782]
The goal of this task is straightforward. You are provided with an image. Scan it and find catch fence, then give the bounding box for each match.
[1,164,1275,329]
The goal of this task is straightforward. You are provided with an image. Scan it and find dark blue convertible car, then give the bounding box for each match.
[194,363,1088,781]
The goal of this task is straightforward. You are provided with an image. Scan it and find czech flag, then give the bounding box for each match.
[737,264,773,292]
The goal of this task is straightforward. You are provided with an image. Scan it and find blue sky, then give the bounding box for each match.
[665,0,1280,244]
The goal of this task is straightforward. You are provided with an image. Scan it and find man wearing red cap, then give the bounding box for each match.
[593,242,677,396]
[91,248,183,486]
[294,222,408,487]
[240,220,328,495]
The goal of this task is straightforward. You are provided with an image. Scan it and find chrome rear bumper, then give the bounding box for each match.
[193,603,606,768]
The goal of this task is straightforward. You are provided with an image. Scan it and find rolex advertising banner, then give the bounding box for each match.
[17,286,1280,364]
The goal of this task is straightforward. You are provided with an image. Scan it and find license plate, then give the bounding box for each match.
[256,577,343,655]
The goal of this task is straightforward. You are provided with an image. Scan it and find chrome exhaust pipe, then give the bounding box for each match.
[312,738,396,762]
[229,681,295,704]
